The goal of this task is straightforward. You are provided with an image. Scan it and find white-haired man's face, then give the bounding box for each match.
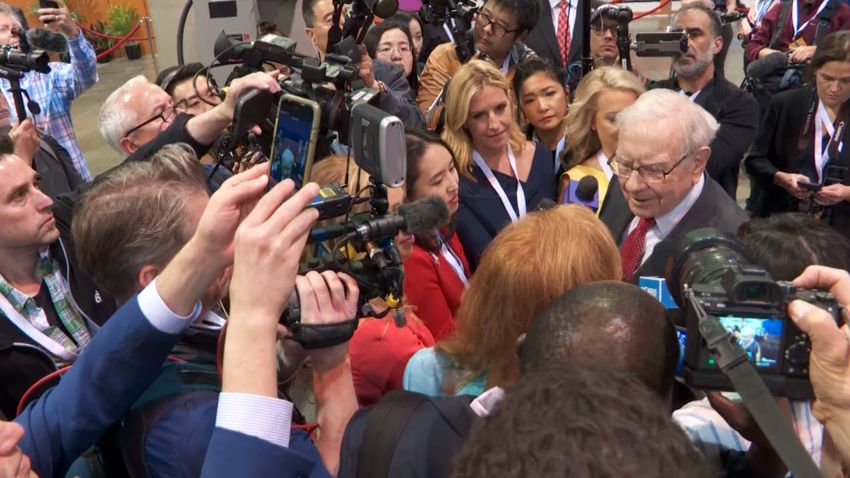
[614,122,709,219]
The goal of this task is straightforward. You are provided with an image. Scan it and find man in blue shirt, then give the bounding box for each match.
[0,1,98,181]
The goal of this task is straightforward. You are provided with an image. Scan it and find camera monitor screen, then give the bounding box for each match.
[715,315,784,372]
[270,96,320,190]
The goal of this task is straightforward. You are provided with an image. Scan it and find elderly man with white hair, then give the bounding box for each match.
[598,89,748,283]
[97,71,280,163]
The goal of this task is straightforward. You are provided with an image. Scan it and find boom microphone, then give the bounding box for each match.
[26,28,67,53]
[745,52,789,79]
[309,195,450,243]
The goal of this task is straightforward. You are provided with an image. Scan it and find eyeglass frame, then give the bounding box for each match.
[376,43,413,56]
[609,150,692,183]
[123,99,188,139]
[476,10,520,39]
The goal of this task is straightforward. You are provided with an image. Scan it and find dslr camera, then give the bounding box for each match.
[667,228,840,399]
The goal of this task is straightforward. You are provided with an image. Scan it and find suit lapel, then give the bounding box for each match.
[536,0,562,66]
[568,0,584,65]
[598,177,633,246]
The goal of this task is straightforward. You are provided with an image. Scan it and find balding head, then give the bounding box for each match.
[98,75,176,157]
[519,281,678,397]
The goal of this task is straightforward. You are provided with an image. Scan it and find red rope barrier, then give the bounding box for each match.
[608,0,675,19]
[92,22,144,60]
[78,21,151,42]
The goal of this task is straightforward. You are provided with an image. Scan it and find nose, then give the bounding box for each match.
[537,97,549,112]
[603,28,614,39]
[34,187,54,212]
[488,112,501,131]
[391,50,402,61]
[622,170,646,193]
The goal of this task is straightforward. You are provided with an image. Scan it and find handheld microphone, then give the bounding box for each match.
[25,28,67,53]
[745,52,789,79]
[309,195,450,243]
[561,175,600,212]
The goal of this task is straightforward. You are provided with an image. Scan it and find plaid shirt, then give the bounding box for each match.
[0,253,93,360]
[0,33,98,181]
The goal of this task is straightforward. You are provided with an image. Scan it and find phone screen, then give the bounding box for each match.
[711,315,785,372]
[270,99,318,190]
[39,0,59,9]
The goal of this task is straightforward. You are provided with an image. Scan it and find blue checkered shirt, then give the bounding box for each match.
[0,32,98,181]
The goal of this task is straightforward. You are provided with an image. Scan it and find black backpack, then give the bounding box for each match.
[339,390,478,478]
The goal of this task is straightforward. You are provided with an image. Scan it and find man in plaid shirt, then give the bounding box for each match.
[0,1,97,181]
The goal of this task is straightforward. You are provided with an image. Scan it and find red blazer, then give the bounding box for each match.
[402,232,471,341]
[349,311,435,407]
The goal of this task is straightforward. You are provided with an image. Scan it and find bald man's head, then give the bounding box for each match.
[520,281,678,397]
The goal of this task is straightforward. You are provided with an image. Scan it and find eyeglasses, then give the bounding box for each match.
[123,100,188,138]
[376,43,412,56]
[610,151,691,183]
[590,21,618,35]
[476,10,519,39]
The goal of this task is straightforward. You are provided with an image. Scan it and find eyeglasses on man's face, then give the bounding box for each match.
[476,10,519,39]
[610,151,692,183]
[124,99,188,139]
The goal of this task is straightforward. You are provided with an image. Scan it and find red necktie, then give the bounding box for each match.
[620,217,656,282]
[557,0,570,66]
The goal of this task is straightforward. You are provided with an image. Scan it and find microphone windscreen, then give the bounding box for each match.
[576,176,599,201]
[536,198,557,211]
[398,195,450,233]
[745,52,789,79]
[26,28,67,53]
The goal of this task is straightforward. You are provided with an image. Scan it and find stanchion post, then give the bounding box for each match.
[142,17,159,75]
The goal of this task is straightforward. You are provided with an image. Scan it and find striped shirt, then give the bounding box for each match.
[674,398,823,471]
[0,32,98,181]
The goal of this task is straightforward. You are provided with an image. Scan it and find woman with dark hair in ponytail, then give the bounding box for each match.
[746,31,850,240]
[402,129,470,341]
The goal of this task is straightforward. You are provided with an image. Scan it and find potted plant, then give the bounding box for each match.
[86,20,114,63]
[104,4,141,60]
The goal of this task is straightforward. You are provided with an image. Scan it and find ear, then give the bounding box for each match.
[305,27,315,43]
[712,33,723,56]
[515,333,527,357]
[137,264,161,290]
[692,145,710,180]
[119,137,137,156]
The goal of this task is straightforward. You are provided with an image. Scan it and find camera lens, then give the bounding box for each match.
[667,228,748,307]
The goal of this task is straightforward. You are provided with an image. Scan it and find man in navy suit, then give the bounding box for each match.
[0,163,334,478]
[598,89,747,284]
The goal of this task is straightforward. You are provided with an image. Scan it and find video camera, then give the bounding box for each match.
[0,45,50,121]
[667,228,841,399]
[419,0,482,63]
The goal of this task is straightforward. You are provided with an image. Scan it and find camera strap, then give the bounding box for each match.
[687,290,823,478]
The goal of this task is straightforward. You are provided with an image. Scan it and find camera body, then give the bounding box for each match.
[669,228,840,399]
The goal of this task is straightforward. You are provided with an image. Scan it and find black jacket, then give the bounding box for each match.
[648,73,760,198]
[598,175,748,282]
[745,86,850,239]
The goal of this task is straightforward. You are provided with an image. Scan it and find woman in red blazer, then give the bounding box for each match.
[402,129,471,341]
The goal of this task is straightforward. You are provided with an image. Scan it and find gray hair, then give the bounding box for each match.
[616,89,719,158]
[72,143,207,302]
[98,75,149,156]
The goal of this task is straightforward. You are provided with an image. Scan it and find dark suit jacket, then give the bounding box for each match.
[524,0,584,72]
[744,86,850,239]
[648,73,760,198]
[201,428,328,478]
[598,175,748,282]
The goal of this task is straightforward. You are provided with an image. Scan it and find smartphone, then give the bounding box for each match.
[797,180,822,192]
[269,94,321,190]
[39,0,59,9]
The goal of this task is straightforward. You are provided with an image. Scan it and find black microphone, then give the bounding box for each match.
[536,198,557,211]
[309,195,450,243]
[745,52,789,79]
[26,28,67,53]
[576,176,599,201]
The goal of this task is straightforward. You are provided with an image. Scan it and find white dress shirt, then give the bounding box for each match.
[624,175,706,267]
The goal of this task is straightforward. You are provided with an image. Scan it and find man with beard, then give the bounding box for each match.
[648,5,758,198]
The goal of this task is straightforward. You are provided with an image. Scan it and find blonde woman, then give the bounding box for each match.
[442,59,556,270]
[403,205,622,397]
[559,67,645,212]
